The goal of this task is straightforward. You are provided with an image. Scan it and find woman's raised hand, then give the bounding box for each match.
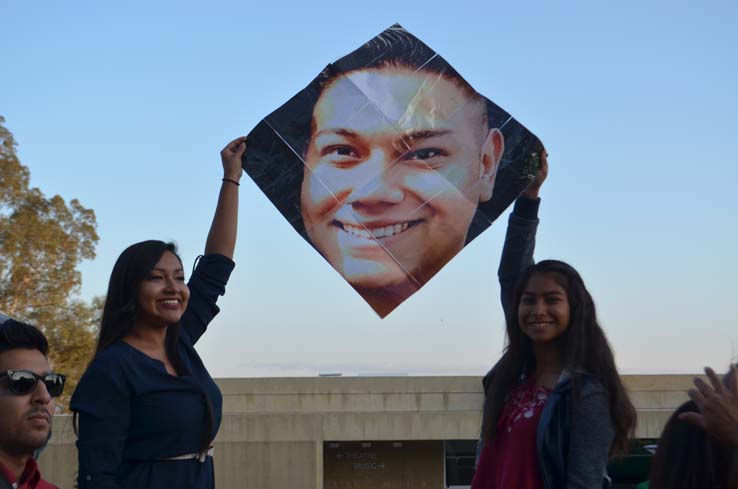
[220,136,247,182]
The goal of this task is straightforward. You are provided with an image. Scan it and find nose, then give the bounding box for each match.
[163,276,180,292]
[531,299,547,317]
[32,379,52,405]
[347,150,404,207]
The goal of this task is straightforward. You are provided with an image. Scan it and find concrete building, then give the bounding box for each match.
[40,375,696,488]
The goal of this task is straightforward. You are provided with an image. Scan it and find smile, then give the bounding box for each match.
[528,321,554,328]
[333,219,422,239]
[158,299,180,305]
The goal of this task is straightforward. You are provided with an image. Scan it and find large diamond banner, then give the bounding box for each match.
[244,24,543,317]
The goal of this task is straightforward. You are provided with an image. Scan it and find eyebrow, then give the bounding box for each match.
[521,291,565,297]
[313,128,452,141]
[151,268,184,273]
[313,128,359,139]
[404,129,452,141]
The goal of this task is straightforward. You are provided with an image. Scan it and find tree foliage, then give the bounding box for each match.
[0,116,101,411]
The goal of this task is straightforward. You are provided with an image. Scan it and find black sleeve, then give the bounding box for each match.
[498,196,540,320]
[179,254,235,345]
[71,360,132,489]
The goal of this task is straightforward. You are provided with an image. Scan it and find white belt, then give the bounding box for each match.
[161,446,214,463]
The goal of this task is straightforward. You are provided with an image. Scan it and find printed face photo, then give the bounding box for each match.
[245,25,543,317]
[301,68,503,310]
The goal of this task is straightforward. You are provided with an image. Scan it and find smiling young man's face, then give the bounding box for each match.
[301,67,503,312]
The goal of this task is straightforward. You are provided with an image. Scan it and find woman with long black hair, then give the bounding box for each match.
[473,258,636,488]
[70,137,246,489]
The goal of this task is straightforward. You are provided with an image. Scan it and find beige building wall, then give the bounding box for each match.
[39,374,698,489]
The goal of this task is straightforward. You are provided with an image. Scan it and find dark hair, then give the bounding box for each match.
[245,24,542,244]
[313,24,490,124]
[0,317,49,357]
[649,401,738,489]
[96,240,184,374]
[75,241,216,452]
[483,260,636,457]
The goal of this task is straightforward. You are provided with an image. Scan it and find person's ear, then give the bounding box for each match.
[479,128,504,203]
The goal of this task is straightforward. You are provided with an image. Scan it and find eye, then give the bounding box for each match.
[319,145,362,168]
[335,146,357,157]
[323,145,359,158]
[403,148,445,161]
[520,296,535,305]
[147,275,163,281]
[176,275,186,282]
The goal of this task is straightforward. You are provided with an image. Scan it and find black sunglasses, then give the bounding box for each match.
[0,370,66,397]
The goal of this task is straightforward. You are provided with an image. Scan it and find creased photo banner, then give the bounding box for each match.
[244,24,543,318]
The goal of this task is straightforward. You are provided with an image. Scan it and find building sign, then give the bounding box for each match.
[324,441,444,489]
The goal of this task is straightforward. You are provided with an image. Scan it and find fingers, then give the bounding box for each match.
[705,366,726,394]
[693,377,713,399]
[231,138,246,156]
[222,136,247,154]
[229,136,247,147]
[537,149,549,180]
[727,364,738,395]
[230,137,247,152]
[678,411,706,430]
[232,140,247,157]
[521,150,548,198]
[688,386,706,409]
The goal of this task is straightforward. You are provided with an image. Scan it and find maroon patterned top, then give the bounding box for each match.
[471,378,551,489]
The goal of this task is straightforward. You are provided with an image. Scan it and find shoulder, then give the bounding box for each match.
[482,361,502,395]
[575,372,606,395]
[482,366,495,390]
[558,373,611,419]
[556,371,605,393]
[84,341,135,374]
[71,342,135,405]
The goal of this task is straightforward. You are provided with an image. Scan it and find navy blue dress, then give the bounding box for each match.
[70,254,234,489]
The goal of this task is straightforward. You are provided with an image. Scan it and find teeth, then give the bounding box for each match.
[342,221,411,239]
[343,225,372,239]
[160,299,179,305]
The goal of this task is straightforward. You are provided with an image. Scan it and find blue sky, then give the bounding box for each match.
[2,1,737,376]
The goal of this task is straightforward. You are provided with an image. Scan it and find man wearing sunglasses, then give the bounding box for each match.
[0,314,62,489]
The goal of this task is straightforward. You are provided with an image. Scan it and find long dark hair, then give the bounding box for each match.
[75,240,214,451]
[96,240,184,373]
[649,401,738,489]
[483,260,636,456]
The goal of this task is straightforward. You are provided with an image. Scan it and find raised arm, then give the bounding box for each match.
[680,365,738,447]
[482,153,548,398]
[498,151,548,319]
[204,137,246,259]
